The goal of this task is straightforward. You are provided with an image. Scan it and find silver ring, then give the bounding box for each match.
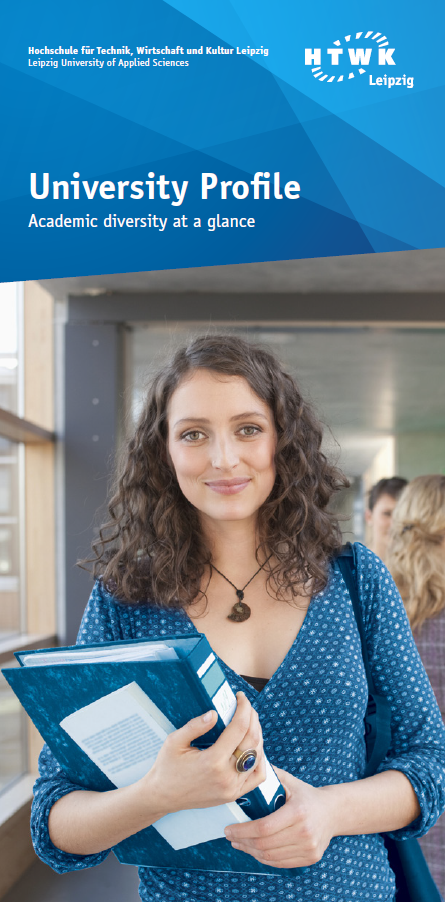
[233,747,257,774]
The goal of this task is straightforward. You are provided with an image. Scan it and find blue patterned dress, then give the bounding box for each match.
[31,544,445,902]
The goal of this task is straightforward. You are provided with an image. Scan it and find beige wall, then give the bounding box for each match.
[395,432,445,481]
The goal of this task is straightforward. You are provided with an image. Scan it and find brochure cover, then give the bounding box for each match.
[1,0,444,280]
[1,2,445,897]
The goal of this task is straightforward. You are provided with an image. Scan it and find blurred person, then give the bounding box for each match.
[387,474,445,897]
[365,476,408,561]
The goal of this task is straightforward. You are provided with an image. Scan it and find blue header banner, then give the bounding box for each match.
[1,0,444,279]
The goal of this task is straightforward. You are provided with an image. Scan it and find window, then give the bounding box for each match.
[0,284,22,641]
[0,281,56,794]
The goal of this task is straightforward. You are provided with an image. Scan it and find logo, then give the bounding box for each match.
[305,31,414,88]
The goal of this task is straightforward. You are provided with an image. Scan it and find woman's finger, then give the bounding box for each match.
[166,709,218,751]
[232,834,322,868]
[235,846,309,868]
[229,707,263,768]
[230,825,296,852]
[231,840,304,861]
[212,692,262,760]
[226,796,293,842]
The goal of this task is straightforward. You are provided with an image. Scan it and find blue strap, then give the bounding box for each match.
[335,544,392,778]
[336,546,443,901]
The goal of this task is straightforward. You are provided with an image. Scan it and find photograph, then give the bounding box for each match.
[1,254,445,902]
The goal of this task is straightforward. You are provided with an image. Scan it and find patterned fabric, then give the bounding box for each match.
[31,544,445,902]
[414,607,445,898]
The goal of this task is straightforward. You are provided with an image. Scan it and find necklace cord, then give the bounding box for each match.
[210,553,273,594]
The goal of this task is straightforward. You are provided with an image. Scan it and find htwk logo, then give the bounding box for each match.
[305,30,396,83]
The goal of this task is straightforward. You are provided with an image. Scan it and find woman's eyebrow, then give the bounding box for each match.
[230,411,269,422]
[173,411,269,428]
[173,417,211,428]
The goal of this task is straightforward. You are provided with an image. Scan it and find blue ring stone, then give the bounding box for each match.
[242,754,256,771]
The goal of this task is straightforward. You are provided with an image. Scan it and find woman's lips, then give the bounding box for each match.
[204,478,251,495]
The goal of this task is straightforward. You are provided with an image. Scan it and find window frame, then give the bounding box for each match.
[0,281,57,896]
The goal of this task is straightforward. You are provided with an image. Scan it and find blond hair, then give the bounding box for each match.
[386,475,445,632]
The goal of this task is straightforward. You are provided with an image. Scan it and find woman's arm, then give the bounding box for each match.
[225,767,420,868]
[48,781,164,856]
[322,768,420,835]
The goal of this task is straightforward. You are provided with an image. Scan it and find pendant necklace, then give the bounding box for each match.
[211,554,273,622]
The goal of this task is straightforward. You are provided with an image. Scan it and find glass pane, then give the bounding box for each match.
[0,284,26,793]
[0,284,21,640]
[0,282,19,414]
[0,660,27,792]
[0,440,20,639]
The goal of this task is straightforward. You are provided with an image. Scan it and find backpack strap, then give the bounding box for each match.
[336,546,443,902]
[335,544,393,778]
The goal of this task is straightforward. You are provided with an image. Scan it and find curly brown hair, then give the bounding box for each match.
[386,475,445,632]
[87,334,348,605]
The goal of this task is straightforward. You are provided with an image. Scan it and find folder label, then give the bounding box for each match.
[197,653,215,678]
[212,681,237,725]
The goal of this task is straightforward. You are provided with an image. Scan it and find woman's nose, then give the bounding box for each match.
[211,436,239,470]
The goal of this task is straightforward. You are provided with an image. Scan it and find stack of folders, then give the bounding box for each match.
[3,633,298,876]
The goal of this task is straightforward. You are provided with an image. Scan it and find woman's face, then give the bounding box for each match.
[167,369,277,530]
[366,493,398,551]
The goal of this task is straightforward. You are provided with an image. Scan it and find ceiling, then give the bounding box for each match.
[39,247,445,297]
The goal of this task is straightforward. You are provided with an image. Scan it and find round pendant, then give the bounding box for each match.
[227,601,251,622]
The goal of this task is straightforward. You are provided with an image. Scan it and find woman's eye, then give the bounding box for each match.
[239,425,260,437]
[182,430,205,442]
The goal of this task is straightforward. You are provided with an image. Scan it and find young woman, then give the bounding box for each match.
[32,336,445,902]
[387,474,445,898]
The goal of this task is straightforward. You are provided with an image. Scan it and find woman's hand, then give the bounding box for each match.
[224,765,422,868]
[141,692,266,819]
[224,767,335,869]
[49,691,266,856]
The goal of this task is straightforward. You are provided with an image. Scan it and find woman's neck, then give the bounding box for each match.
[200,515,264,576]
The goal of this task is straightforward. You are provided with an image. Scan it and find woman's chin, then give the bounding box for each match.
[199,502,258,525]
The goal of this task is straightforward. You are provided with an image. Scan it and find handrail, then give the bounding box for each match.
[0,407,55,443]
